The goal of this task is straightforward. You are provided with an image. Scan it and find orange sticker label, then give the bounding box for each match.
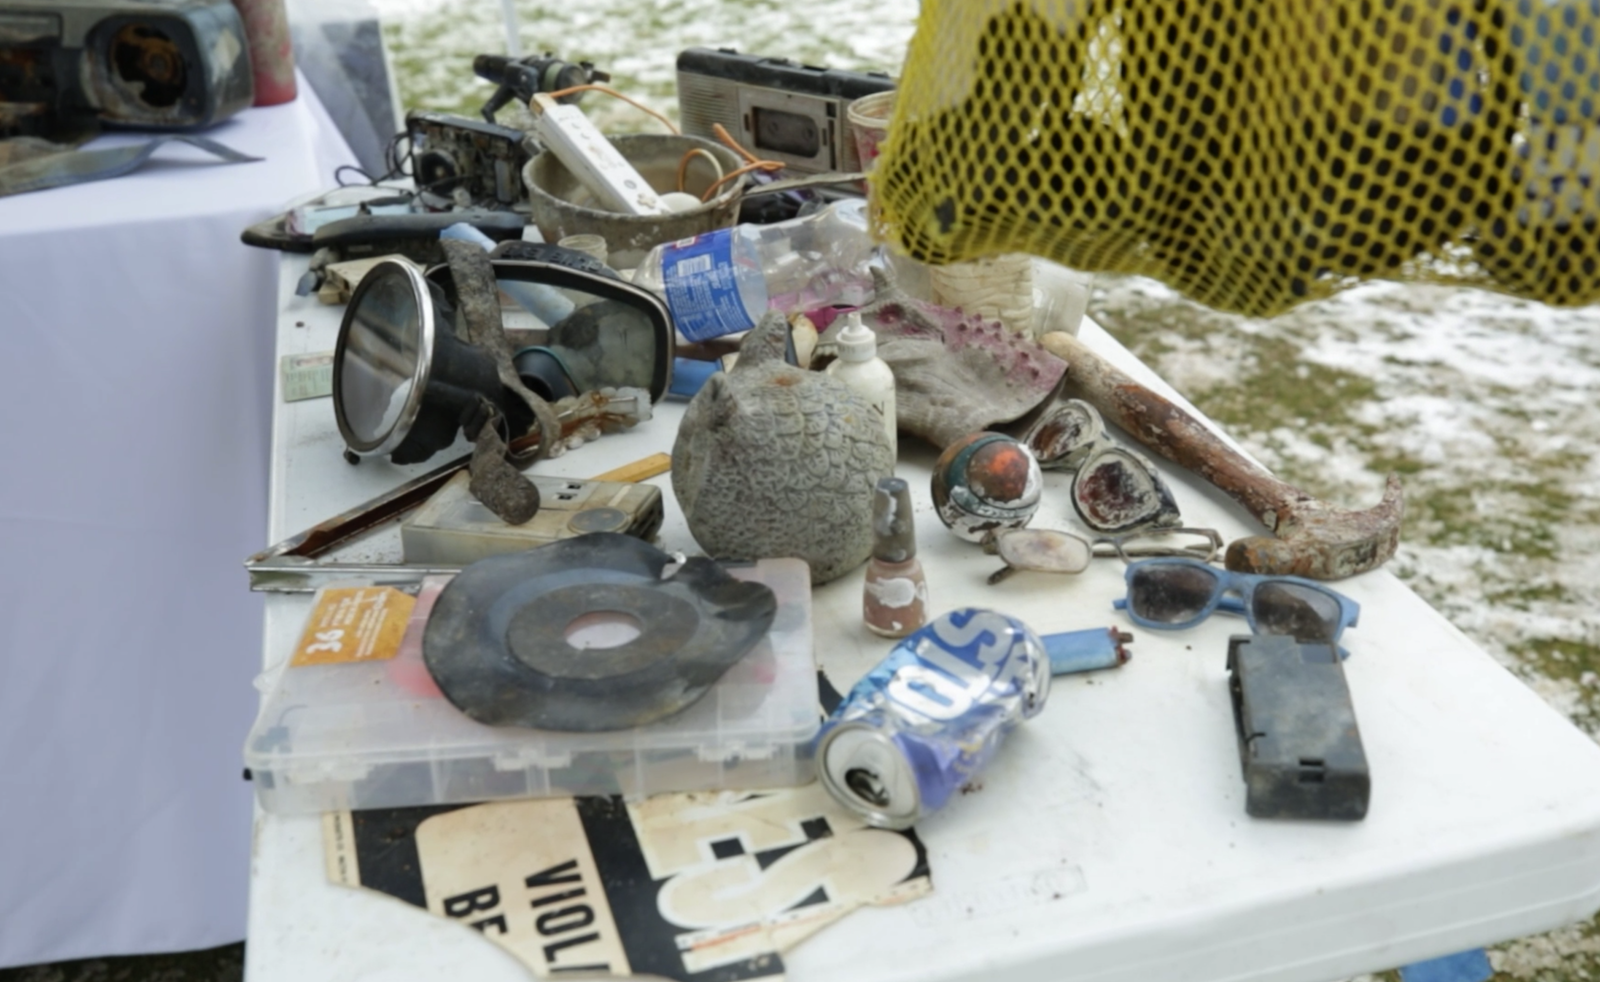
[291,587,417,667]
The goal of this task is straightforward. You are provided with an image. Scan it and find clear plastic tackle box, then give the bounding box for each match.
[245,558,817,814]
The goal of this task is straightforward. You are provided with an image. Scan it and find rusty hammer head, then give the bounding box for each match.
[1224,473,1404,580]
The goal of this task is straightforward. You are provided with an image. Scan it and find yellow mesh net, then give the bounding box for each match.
[870,0,1600,317]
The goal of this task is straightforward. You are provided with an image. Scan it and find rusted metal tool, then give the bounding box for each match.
[1039,332,1402,581]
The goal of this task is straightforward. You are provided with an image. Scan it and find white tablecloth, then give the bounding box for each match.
[0,83,356,967]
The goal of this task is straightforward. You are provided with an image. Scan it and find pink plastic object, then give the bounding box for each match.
[231,0,298,106]
[390,578,449,698]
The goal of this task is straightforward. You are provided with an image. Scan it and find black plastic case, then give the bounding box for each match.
[1228,634,1370,820]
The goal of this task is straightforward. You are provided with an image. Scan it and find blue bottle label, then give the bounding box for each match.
[661,230,757,342]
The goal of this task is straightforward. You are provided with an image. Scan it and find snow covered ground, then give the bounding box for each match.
[376,2,1600,978]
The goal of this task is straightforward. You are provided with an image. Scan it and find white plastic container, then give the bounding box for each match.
[929,253,1036,335]
[244,558,818,814]
[399,471,663,565]
[1032,259,1091,337]
[825,312,897,451]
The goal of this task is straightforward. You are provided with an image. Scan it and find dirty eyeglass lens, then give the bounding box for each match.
[1112,528,1221,561]
[1252,582,1340,643]
[997,529,1093,573]
[1129,564,1219,624]
[340,267,422,448]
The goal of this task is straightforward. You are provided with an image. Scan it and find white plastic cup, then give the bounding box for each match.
[558,233,609,267]
[847,91,897,173]
[1031,260,1091,338]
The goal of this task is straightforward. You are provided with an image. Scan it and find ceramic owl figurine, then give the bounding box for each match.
[672,312,895,584]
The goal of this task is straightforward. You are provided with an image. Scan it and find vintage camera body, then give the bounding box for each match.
[677,47,893,176]
[0,0,254,140]
[405,109,532,208]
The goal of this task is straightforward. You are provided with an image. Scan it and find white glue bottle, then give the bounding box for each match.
[826,312,897,454]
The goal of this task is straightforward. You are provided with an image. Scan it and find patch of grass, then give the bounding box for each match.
[1191,337,1380,438]
[1486,911,1600,979]
[1514,637,1600,684]
[1485,582,1577,609]
[1365,451,1429,477]
[1091,292,1385,473]
[1401,483,1565,559]
[0,943,243,982]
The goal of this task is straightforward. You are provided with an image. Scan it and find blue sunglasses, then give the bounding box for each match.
[1114,558,1361,658]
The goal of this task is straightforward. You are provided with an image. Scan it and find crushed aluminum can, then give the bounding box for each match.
[816,608,1052,829]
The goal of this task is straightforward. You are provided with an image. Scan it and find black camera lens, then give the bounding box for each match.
[110,22,188,108]
[416,150,462,193]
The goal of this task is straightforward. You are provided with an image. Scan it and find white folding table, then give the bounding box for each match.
[245,252,1600,982]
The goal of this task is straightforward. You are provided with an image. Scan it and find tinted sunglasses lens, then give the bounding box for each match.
[1073,448,1181,534]
[1252,582,1342,644]
[1128,563,1220,624]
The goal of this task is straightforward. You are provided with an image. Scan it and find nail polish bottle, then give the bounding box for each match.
[864,477,929,638]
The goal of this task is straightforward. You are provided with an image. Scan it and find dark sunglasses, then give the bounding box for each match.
[1021,398,1182,534]
[1114,558,1361,657]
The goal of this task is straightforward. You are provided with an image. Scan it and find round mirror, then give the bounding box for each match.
[334,262,435,455]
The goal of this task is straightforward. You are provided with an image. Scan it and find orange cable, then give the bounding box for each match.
[676,147,725,193]
[702,123,784,199]
[711,123,762,165]
[701,160,785,202]
[541,84,679,134]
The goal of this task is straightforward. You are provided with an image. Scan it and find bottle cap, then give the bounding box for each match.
[836,312,877,363]
[871,476,917,562]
